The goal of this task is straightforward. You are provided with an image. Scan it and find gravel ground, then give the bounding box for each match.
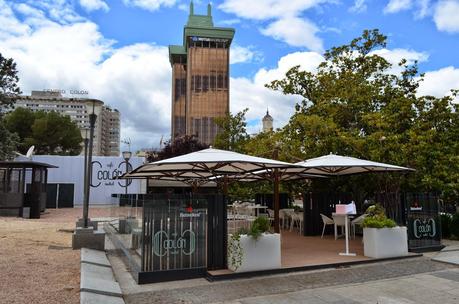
[0,208,113,304]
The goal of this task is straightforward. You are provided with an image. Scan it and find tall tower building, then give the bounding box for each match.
[169,2,235,145]
[262,109,274,133]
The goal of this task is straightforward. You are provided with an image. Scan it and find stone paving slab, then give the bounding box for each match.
[81,275,123,297]
[233,269,459,304]
[441,244,459,252]
[432,250,459,265]
[81,263,115,281]
[81,248,111,267]
[124,257,456,304]
[80,292,125,304]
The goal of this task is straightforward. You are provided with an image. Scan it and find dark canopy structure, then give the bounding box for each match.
[0,160,57,218]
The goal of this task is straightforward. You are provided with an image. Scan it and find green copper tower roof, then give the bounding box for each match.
[169,2,235,65]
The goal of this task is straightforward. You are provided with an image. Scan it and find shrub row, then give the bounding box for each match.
[441,213,459,239]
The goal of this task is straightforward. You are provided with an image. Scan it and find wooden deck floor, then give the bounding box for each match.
[281,230,368,268]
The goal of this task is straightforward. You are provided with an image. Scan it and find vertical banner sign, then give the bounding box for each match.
[142,196,207,272]
[406,193,441,251]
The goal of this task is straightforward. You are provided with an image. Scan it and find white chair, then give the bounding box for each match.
[283,209,295,230]
[320,214,334,239]
[267,209,275,225]
[332,214,351,240]
[290,212,304,234]
[351,214,367,239]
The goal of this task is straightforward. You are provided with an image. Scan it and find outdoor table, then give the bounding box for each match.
[333,213,356,256]
[247,205,268,217]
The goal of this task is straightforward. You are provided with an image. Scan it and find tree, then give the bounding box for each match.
[147,135,208,162]
[214,108,249,152]
[0,53,21,111]
[0,53,21,160]
[5,108,83,155]
[267,29,459,204]
[4,107,35,154]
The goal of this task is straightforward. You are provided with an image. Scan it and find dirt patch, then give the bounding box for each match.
[0,208,113,304]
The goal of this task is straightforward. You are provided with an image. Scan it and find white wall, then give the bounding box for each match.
[31,155,145,205]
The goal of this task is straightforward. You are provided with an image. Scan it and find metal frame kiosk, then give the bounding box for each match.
[0,160,57,218]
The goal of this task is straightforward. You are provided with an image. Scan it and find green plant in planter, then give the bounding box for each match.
[362,204,397,229]
[248,216,271,240]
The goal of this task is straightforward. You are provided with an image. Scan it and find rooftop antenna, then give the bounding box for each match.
[207,3,211,16]
[121,138,131,152]
[159,135,164,149]
[190,1,194,15]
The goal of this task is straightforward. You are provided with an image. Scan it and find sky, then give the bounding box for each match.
[1,0,459,153]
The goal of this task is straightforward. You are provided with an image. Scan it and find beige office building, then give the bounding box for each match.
[169,3,234,145]
[14,90,120,156]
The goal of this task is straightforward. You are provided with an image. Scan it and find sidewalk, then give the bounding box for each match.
[431,240,459,266]
[228,268,459,304]
[117,256,457,304]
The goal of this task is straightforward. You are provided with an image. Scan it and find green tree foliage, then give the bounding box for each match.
[146,135,208,162]
[0,53,21,111]
[266,29,459,203]
[214,108,249,152]
[0,53,21,160]
[5,108,82,155]
[4,107,34,154]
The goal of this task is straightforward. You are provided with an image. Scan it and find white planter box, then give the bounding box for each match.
[363,227,408,258]
[228,233,281,272]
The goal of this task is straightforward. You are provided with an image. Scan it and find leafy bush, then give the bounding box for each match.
[362,217,396,228]
[362,203,397,229]
[440,213,452,238]
[228,232,243,270]
[245,216,271,240]
[450,213,459,239]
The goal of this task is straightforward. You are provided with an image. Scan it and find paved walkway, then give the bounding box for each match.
[230,269,459,304]
[122,257,458,304]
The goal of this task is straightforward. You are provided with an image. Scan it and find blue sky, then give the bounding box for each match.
[1,0,459,152]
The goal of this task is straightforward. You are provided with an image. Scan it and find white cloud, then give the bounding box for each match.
[371,48,429,74]
[418,66,459,102]
[415,0,431,18]
[349,0,367,13]
[231,51,324,133]
[384,0,413,13]
[230,45,262,64]
[122,0,177,12]
[219,0,329,20]
[433,0,459,33]
[0,0,30,39]
[261,17,323,52]
[79,0,109,12]
[219,0,330,51]
[220,19,241,26]
[0,1,171,151]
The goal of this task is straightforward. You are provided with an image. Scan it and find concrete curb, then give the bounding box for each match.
[80,248,125,304]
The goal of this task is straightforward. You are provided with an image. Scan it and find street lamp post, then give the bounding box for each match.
[83,128,89,215]
[122,151,132,196]
[83,103,97,228]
